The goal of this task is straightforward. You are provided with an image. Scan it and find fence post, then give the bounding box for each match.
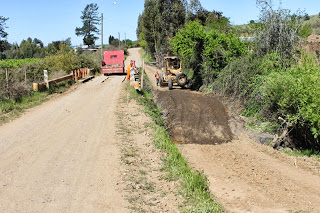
[44,70,49,89]
[5,68,9,89]
[24,67,27,83]
[74,70,78,81]
[141,60,144,89]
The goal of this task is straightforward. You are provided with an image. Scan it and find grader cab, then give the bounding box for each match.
[159,56,191,90]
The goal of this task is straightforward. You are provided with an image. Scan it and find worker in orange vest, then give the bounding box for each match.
[127,60,133,80]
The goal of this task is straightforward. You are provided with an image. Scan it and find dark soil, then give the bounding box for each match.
[155,90,233,145]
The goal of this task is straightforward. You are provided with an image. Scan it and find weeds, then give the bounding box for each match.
[0,80,74,125]
[283,148,320,160]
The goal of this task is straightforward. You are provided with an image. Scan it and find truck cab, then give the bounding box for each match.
[101,50,125,75]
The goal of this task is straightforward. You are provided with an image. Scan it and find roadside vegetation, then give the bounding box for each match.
[0,80,73,125]
[128,71,223,212]
[137,0,320,152]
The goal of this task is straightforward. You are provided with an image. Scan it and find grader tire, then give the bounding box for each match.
[168,78,173,90]
[176,73,187,87]
[159,73,165,87]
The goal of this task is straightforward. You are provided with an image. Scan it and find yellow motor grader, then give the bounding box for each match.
[159,56,191,90]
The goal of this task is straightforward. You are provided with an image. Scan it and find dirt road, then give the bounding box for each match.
[144,56,320,213]
[0,75,129,212]
[0,48,181,212]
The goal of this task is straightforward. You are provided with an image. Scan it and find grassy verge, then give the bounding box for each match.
[139,49,155,63]
[283,148,320,160]
[127,71,223,212]
[0,80,74,125]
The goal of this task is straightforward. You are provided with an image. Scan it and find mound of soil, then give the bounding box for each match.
[155,90,233,145]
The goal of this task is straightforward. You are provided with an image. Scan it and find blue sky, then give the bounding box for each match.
[0,0,319,46]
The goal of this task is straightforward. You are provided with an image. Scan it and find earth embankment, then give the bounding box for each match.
[144,57,320,213]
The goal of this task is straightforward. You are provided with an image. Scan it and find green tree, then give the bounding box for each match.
[46,38,72,55]
[108,35,116,45]
[205,10,230,31]
[0,16,8,39]
[170,21,206,86]
[20,38,33,58]
[7,43,20,59]
[0,16,9,59]
[254,0,303,66]
[75,3,100,47]
[139,0,186,60]
[171,21,247,87]
[304,13,310,21]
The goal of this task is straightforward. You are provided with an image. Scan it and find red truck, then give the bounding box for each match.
[101,50,125,75]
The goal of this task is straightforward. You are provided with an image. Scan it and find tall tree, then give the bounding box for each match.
[0,16,9,59]
[0,16,9,39]
[254,0,304,65]
[75,3,100,47]
[139,0,186,61]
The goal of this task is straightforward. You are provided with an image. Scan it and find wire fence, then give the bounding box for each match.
[0,67,42,100]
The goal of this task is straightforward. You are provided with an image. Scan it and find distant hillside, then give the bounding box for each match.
[303,14,320,35]
[233,14,320,37]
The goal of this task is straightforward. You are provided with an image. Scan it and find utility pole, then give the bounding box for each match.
[118,32,121,50]
[125,33,126,46]
[101,13,104,61]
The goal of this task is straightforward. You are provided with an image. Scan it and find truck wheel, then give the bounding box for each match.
[168,78,173,90]
[176,73,187,87]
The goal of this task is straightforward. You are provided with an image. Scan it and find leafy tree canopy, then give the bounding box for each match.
[254,0,309,65]
[0,16,9,39]
[75,3,100,47]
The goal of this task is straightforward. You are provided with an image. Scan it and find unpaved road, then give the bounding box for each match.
[144,54,320,213]
[0,48,181,212]
[0,76,129,212]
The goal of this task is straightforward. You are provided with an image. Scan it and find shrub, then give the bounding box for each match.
[253,54,320,139]
[213,54,261,98]
[170,21,206,87]
[171,21,247,87]
[202,30,248,84]
[254,1,304,66]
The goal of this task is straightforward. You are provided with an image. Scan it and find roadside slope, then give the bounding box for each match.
[144,59,320,213]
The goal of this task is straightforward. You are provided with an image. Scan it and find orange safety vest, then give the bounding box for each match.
[155,73,159,79]
[127,64,132,80]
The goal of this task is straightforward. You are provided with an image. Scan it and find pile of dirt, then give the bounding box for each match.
[304,34,320,56]
[155,90,233,145]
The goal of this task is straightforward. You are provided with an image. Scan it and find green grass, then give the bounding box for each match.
[283,148,320,160]
[0,80,73,125]
[139,49,155,63]
[127,73,223,212]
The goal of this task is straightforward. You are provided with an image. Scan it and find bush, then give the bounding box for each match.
[0,47,100,100]
[171,21,247,88]
[254,1,304,66]
[214,54,261,98]
[170,21,206,88]
[202,30,248,84]
[252,54,320,139]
